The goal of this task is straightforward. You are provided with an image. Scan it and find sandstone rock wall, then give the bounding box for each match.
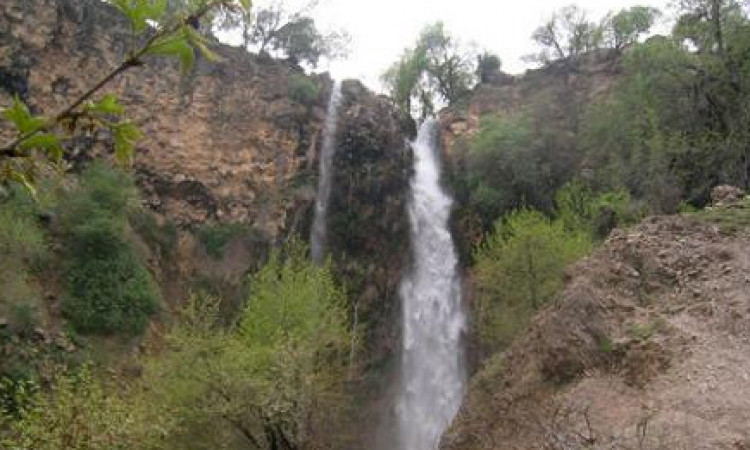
[1,0,327,236]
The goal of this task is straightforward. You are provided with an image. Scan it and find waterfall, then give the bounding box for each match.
[311,81,343,265]
[397,119,466,450]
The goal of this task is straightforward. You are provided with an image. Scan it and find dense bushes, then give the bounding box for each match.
[60,164,159,335]
[197,222,257,259]
[473,209,591,353]
[1,241,353,449]
[288,74,320,105]
[0,188,47,336]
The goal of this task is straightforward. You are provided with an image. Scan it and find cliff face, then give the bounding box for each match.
[441,206,750,449]
[1,0,324,235]
[0,0,415,381]
[330,80,413,368]
[439,58,621,264]
[440,55,620,159]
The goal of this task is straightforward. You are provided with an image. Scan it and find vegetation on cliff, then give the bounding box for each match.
[2,0,750,448]
[437,0,750,446]
[1,240,354,449]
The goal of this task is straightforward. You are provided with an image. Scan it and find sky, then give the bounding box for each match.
[219,0,675,92]
[302,0,673,91]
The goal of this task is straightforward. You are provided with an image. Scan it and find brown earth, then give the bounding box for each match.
[442,202,750,449]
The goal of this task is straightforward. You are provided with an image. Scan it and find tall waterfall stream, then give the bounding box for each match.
[396,119,466,450]
[310,81,343,264]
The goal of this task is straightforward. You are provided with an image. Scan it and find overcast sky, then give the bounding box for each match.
[240,0,673,91]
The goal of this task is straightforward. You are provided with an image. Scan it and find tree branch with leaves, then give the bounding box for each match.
[0,0,251,191]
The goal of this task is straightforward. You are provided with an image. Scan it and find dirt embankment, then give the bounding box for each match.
[442,202,750,449]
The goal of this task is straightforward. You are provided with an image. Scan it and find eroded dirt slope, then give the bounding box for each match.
[442,202,750,449]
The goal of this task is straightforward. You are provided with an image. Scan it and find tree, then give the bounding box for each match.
[603,6,661,50]
[418,22,476,106]
[383,21,476,117]
[59,164,160,335]
[2,240,354,449]
[0,0,250,192]
[381,47,429,116]
[242,0,350,67]
[136,241,353,448]
[272,17,350,67]
[530,5,603,64]
[0,366,159,450]
[476,52,502,83]
[674,0,745,56]
[473,209,591,353]
[577,0,750,208]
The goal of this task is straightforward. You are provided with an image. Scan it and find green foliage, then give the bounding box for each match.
[604,6,661,50]
[579,3,750,210]
[109,0,168,33]
[130,211,178,257]
[60,164,159,335]
[530,5,602,63]
[382,47,429,115]
[1,0,241,191]
[288,74,320,105]
[0,187,47,336]
[137,240,352,448]
[383,21,476,117]
[556,180,642,239]
[689,197,750,234]
[242,242,349,365]
[0,365,161,450]
[197,222,255,258]
[244,2,349,67]
[453,112,559,232]
[474,209,591,353]
[476,52,502,83]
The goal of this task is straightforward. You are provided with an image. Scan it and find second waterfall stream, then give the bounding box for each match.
[397,119,466,450]
[310,81,343,265]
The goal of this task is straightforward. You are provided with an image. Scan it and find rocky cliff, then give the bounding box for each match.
[0,0,416,413]
[1,0,414,310]
[441,201,750,449]
[1,0,325,234]
[439,56,621,262]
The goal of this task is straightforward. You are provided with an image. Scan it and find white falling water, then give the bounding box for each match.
[397,119,466,450]
[311,81,343,265]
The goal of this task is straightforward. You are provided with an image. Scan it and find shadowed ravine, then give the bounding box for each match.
[396,119,466,450]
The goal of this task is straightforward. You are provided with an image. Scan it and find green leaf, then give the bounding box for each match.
[110,121,143,165]
[19,133,64,162]
[145,32,196,74]
[2,96,46,134]
[184,25,222,63]
[86,94,126,116]
[5,168,37,199]
[108,0,167,33]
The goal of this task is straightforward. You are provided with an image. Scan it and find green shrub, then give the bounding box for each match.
[288,74,320,105]
[64,245,158,334]
[197,222,255,259]
[474,209,591,353]
[130,211,178,257]
[60,164,159,335]
[133,241,352,448]
[0,188,47,336]
[556,180,644,240]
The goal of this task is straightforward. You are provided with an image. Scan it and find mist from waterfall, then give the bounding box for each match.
[311,81,343,265]
[397,119,466,450]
